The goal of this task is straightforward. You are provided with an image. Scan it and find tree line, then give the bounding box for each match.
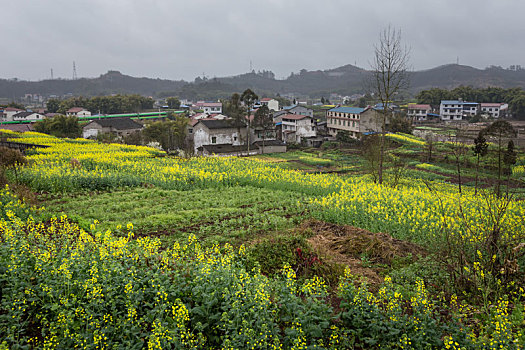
[46,95,154,115]
[416,86,525,119]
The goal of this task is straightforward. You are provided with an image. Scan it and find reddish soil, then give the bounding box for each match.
[296,220,426,288]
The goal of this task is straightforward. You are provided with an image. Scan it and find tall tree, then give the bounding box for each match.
[503,140,517,176]
[369,25,410,184]
[253,105,273,154]
[240,89,258,152]
[46,98,61,113]
[472,131,489,195]
[34,115,82,138]
[142,117,188,152]
[166,97,181,109]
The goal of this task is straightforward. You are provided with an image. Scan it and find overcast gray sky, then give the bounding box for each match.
[2,0,523,81]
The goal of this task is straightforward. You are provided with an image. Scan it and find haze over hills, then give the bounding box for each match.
[1,64,525,101]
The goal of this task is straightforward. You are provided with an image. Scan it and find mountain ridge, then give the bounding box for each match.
[1,64,524,100]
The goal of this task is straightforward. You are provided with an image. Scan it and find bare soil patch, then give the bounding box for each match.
[297,220,426,287]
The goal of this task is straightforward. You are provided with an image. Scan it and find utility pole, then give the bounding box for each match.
[51,68,54,80]
[73,61,78,80]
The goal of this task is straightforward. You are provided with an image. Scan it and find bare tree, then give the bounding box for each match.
[370,25,410,184]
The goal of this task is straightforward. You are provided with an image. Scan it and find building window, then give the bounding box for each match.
[188,128,193,134]
[211,136,216,144]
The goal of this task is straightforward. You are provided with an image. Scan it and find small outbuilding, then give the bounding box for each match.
[82,118,143,139]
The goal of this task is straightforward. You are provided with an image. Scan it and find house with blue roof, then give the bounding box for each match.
[439,100,479,121]
[326,106,389,138]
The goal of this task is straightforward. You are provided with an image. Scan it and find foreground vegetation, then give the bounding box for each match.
[1,130,524,348]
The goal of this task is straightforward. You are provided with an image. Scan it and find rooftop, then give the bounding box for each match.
[86,117,143,130]
[408,104,431,109]
[281,114,311,121]
[198,119,242,129]
[67,107,88,113]
[441,100,478,105]
[328,107,366,114]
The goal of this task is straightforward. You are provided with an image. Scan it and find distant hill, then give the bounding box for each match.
[410,64,525,91]
[1,64,525,100]
[0,71,186,98]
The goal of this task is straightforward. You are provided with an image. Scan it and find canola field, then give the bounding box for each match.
[1,130,524,349]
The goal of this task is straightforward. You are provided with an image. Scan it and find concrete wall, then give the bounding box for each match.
[359,109,388,134]
[295,118,316,142]
[193,124,245,153]
[83,123,104,138]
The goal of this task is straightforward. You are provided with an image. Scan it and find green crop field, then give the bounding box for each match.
[1,129,524,349]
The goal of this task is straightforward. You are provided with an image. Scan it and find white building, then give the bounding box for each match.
[480,103,508,119]
[194,102,222,114]
[66,107,92,118]
[193,119,245,154]
[12,112,46,122]
[440,100,479,121]
[2,107,25,121]
[260,98,279,111]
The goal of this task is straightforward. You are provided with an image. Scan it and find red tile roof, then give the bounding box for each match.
[67,107,87,113]
[408,104,431,109]
[281,114,310,120]
[0,124,35,132]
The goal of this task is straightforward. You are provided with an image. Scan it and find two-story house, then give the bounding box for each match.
[407,104,432,121]
[275,114,316,143]
[326,107,388,138]
[480,103,508,119]
[66,107,92,118]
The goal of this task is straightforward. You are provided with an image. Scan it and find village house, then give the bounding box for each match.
[194,102,222,114]
[193,119,246,154]
[407,104,432,121]
[275,114,316,144]
[82,118,143,139]
[1,107,25,121]
[480,103,508,119]
[12,111,46,122]
[281,105,314,118]
[259,98,279,111]
[66,107,92,118]
[439,100,479,121]
[326,106,389,138]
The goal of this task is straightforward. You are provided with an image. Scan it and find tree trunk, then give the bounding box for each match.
[475,154,480,196]
[378,111,387,185]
